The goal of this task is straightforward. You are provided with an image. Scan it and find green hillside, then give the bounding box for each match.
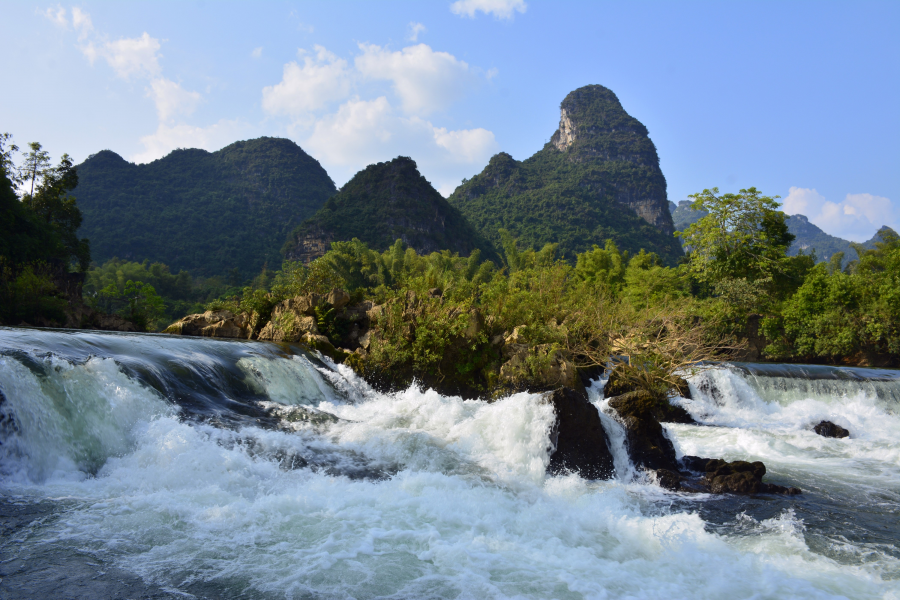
[448,85,683,265]
[284,156,497,262]
[74,137,336,277]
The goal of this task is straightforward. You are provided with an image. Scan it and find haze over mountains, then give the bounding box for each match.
[71,84,884,277]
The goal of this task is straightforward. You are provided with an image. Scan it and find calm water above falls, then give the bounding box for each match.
[0,327,898,599]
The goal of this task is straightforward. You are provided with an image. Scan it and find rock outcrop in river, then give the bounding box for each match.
[163,297,802,492]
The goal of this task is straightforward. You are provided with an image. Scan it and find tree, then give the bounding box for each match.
[677,187,811,308]
[0,133,19,184]
[20,141,51,197]
[21,153,90,271]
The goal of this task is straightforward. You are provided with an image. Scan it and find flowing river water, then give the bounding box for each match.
[0,327,898,599]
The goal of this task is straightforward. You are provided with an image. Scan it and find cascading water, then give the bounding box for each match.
[1,327,898,599]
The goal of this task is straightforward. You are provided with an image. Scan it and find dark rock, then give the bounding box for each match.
[546,388,615,480]
[813,420,849,438]
[603,366,636,398]
[679,455,801,495]
[607,390,679,472]
[654,468,683,491]
[680,455,713,472]
[577,364,605,389]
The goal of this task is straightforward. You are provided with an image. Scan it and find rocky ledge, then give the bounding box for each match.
[602,366,802,495]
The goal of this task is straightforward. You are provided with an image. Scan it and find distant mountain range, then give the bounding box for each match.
[669,199,896,264]
[86,85,885,277]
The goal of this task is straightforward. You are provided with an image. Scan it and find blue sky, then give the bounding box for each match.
[3,0,898,241]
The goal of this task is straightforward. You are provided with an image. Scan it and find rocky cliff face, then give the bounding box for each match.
[449,85,682,265]
[549,86,673,234]
[284,157,497,262]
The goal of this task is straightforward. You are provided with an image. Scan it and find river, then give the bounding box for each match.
[0,327,898,599]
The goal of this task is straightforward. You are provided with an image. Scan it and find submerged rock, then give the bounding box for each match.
[813,420,849,438]
[545,388,615,480]
[678,456,802,495]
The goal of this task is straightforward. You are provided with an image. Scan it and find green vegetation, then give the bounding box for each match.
[73,137,336,278]
[671,197,895,267]
[449,85,683,266]
[0,134,91,325]
[284,156,497,262]
[84,257,244,331]
[207,235,731,396]
[676,187,813,313]
[200,180,900,392]
[762,232,900,362]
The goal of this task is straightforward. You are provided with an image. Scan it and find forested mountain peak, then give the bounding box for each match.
[283,156,496,263]
[448,84,682,264]
[74,137,336,277]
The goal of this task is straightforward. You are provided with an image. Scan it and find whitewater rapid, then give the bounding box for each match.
[0,328,898,599]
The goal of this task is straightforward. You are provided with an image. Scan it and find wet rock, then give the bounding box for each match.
[813,420,849,439]
[546,388,615,480]
[607,390,679,472]
[680,455,802,495]
[299,332,349,363]
[654,468,684,491]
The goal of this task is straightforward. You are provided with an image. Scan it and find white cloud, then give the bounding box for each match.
[781,186,826,216]
[782,186,897,242]
[433,127,497,163]
[147,78,202,121]
[450,0,527,20]
[71,6,92,38]
[304,97,497,193]
[132,119,253,164]
[251,46,263,59]
[82,32,162,79]
[40,5,68,28]
[262,45,353,116]
[408,22,426,42]
[355,43,477,115]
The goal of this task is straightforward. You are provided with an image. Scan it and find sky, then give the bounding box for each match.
[2,0,898,242]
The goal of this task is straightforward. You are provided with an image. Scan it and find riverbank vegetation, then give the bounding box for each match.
[201,186,900,379]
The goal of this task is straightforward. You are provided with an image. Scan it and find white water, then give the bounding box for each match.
[1,339,898,599]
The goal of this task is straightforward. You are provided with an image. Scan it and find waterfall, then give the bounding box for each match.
[1,327,897,599]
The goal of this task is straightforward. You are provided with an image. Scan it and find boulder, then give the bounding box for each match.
[164,310,252,339]
[257,295,327,343]
[680,456,802,495]
[813,420,849,439]
[326,288,351,309]
[545,388,615,479]
[607,390,680,472]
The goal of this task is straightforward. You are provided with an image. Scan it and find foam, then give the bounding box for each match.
[1,348,898,598]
